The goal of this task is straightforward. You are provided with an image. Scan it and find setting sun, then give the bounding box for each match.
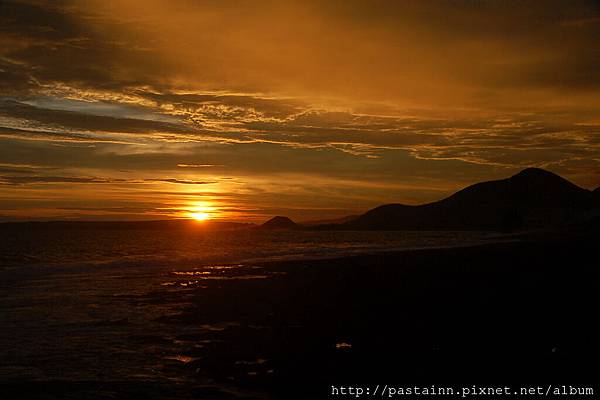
[190,212,210,221]
[185,201,217,222]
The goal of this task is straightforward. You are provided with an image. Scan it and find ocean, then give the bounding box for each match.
[0,225,505,398]
[0,225,498,269]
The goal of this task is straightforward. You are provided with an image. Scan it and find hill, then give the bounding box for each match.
[258,216,300,230]
[341,168,597,231]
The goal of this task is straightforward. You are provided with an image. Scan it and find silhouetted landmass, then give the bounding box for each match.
[339,168,598,231]
[300,215,360,226]
[3,169,596,234]
[257,216,300,230]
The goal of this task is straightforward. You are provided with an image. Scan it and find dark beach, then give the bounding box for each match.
[2,228,598,399]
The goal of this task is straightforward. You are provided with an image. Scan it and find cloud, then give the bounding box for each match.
[0,99,192,134]
[0,174,217,187]
[1,0,599,220]
[0,161,56,174]
[177,164,222,168]
[0,175,124,185]
[2,88,599,172]
[145,178,217,185]
[2,0,598,108]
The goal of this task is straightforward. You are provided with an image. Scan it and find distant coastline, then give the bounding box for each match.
[4,168,598,233]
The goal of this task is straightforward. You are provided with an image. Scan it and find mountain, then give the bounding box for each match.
[301,215,360,227]
[258,216,300,230]
[341,168,597,231]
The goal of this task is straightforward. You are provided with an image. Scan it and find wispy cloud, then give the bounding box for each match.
[145,178,217,185]
[177,164,222,168]
[0,175,124,185]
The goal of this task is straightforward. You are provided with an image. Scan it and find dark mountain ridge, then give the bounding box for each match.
[341,168,597,231]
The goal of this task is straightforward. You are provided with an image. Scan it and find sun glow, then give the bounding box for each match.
[190,212,210,221]
[187,202,217,222]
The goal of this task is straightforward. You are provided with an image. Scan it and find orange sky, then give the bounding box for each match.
[1,0,599,222]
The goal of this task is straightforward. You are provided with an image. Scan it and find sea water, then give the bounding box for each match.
[0,225,503,397]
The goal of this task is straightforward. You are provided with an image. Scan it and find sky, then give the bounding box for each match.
[1,0,599,222]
